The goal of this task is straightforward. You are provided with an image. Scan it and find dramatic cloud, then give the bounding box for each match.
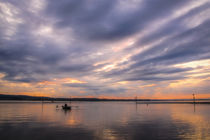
[0,0,209,98]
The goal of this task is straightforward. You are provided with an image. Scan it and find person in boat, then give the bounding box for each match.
[62,103,71,110]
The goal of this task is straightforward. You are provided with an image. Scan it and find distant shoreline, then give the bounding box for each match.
[1,101,210,105]
[0,94,210,102]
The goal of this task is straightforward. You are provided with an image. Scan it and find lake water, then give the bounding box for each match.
[0,101,210,140]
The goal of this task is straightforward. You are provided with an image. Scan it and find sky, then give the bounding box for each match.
[0,0,210,99]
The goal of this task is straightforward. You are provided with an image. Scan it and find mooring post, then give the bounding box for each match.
[192,94,195,104]
[135,96,137,104]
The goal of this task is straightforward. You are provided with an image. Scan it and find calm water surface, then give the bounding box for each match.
[0,101,210,140]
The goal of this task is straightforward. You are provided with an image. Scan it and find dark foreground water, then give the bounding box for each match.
[0,101,210,140]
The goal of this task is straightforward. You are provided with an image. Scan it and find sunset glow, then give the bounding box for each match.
[0,0,210,99]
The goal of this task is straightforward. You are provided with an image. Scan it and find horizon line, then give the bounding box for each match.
[0,94,210,101]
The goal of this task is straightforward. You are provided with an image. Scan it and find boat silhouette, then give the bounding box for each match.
[62,104,71,110]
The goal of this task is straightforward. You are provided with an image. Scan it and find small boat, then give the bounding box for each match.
[62,104,71,110]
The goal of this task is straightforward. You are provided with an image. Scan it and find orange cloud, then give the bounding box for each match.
[139,84,156,88]
[38,77,86,85]
[60,78,86,84]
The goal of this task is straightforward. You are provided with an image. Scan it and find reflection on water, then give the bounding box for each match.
[0,102,210,140]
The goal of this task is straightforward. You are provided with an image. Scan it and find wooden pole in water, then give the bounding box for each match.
[192,94,195,104]
[70,96,71,104]
[135,96,137,104]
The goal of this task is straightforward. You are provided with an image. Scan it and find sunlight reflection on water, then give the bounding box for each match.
[0,101,210,140]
